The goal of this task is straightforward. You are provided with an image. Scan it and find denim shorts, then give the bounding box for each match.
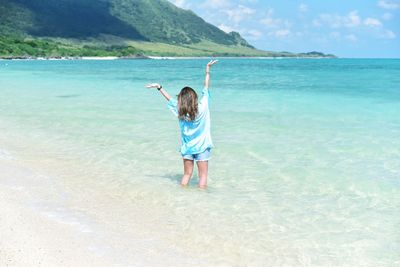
[182,148,211,161]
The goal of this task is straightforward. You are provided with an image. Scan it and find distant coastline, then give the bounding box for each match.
[0,56,145,60]
[0,55,336,61]
[0,37,336,60]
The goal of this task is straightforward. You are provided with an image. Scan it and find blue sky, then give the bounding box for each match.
[168,0,400,57]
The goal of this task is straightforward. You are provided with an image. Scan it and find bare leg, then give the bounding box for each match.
[181,159,194,186]
[196,161,208,188]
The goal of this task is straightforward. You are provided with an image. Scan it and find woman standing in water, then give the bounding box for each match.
[146,60,218,188]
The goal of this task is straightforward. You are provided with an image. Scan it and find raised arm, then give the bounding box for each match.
[204,60,218,89]
[146,83,171,101]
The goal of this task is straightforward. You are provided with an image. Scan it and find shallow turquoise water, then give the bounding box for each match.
[0,59,399,265]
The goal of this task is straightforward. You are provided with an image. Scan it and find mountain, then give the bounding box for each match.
[0,0,334,58]
[0,0,251,46]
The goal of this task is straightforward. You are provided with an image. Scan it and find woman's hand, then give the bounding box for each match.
[145,83,161,89]
[206,60,218,71]
[204,60,217,89]
[146,83,171,101]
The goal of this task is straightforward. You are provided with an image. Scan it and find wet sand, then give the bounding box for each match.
[0,159,113,266]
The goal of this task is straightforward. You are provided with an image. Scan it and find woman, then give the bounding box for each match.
[146,60,218,188]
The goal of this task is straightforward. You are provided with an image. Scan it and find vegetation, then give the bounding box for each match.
[298,51,336,58]
[110,0,251,46]
[0,37,142,58]
[126,40,269,57]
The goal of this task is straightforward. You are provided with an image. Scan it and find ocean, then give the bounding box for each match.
[0,58,399,266]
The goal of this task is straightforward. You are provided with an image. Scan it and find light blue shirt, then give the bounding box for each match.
[167,87,213,155]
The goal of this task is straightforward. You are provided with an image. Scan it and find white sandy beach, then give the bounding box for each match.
[0,159,114,267]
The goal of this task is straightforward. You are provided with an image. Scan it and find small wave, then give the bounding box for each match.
[247,151,272,166]
[0,149,15,160]
[56,94,81,98]
[44,209,94,233]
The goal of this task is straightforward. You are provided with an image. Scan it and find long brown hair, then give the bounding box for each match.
[177,87,198,121]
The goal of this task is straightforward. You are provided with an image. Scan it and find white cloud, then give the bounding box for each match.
[313,11,361,28]
[329,31,341,39]
[225,5,255,23]
[218,24,235,33]
[218,25,262,40]
[299,4,308,13]
[382,12,393,20]
[261,17,279,27]
[267,29,291,38]
[345,34,358,42]
[348,11,362,27]
[378,0,400,10]
[246,29,263,39]
[275,29,291,37]
[364,18,383,27]
[313,10,396,41]
[381,29,396,38]
[260,8,292,39]
[260,8,291,28]
[202,0,231,9]
[169,0,189,8]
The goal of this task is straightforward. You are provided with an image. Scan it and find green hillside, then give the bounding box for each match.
[0,0,334,58]
[0,0,251,45]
